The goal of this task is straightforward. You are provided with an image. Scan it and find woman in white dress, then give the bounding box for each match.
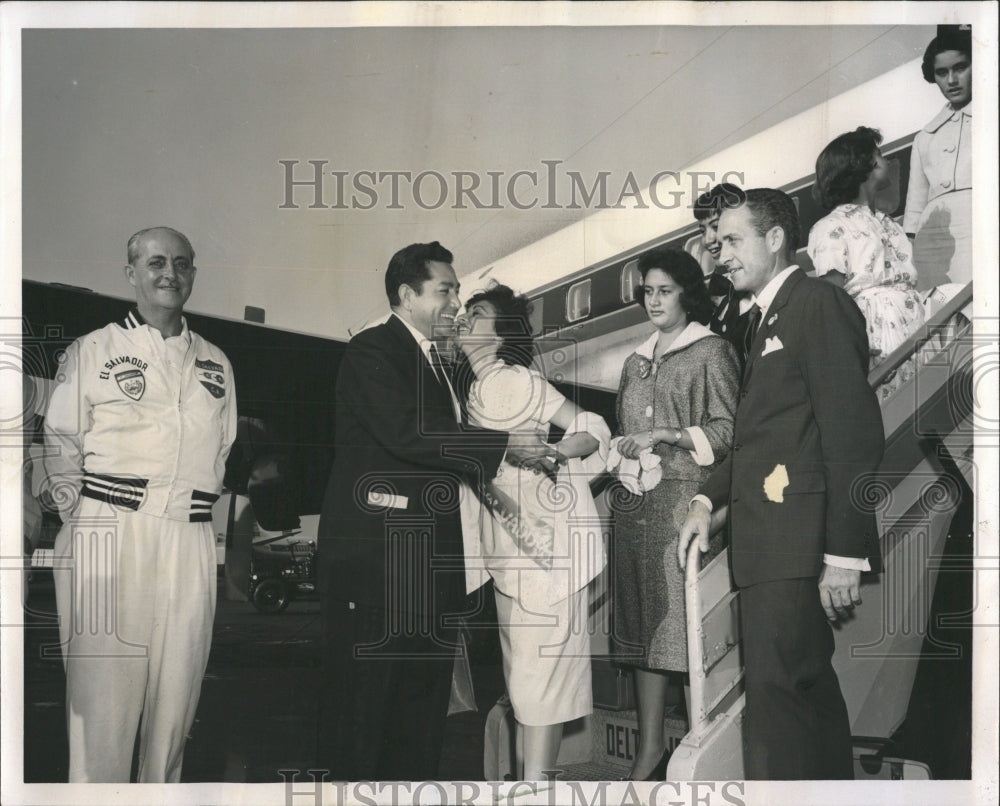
[453,283,610,780]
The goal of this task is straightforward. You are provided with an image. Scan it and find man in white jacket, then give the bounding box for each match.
[43,227,237,782]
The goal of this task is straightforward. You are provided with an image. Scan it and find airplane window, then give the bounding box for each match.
[789,196,804,249]
[684,235,716,278]
[875,157,902,218]
[566,279,591,322]
[620,260,640,303]
[528,297,544,335]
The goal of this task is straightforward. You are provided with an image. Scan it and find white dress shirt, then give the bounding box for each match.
[392,312,461,420]
[391,313,494,593]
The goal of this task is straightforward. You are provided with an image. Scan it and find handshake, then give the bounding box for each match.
[505,433,563,476]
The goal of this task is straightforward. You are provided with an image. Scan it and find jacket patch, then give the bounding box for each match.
[196,358,224,373]
[196,357,226,399]
[99,354,149,380]
[115,369,146,401]
[199,379,226,399]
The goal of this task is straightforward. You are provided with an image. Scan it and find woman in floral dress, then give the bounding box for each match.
[807,126,925,401]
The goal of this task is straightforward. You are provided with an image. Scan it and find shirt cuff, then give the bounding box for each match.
[685,426,715,467]
[824,553,872,572]
[690,494,713,515]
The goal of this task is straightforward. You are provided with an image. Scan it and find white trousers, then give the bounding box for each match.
[53,498,217,782]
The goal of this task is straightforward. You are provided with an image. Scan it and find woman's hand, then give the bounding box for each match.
[618,430,658,459]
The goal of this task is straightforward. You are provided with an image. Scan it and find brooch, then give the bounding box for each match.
[767,313,778,326]
[637,358,652,379]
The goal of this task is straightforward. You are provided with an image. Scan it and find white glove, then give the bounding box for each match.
[607,437,663,494]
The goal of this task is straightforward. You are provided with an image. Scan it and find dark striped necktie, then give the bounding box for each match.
[430,343,465,423]
[743,303,762,363]
[429,343,448,386]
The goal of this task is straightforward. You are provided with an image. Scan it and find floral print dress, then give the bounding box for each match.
[807,203,925,401]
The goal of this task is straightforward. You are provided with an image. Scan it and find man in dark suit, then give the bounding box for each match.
[679,189,885,779]
[316,241,548,781]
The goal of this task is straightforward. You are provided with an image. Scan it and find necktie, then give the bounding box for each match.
[742,303,762,363]
[429,344,463,422]
[429,343,447,386]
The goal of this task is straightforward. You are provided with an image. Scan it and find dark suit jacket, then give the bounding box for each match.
[708,274,753,360]
[318,314,508,616]
[700,269,885,587]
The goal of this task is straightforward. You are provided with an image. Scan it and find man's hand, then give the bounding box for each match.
[818,564,862,622]
[505,434,555,472]
[678,500,712,570]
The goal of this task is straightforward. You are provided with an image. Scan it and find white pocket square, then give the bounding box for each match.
[760,336,784,357]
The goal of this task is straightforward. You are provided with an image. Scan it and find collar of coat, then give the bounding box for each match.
[634,320,716,360]
[923,101,972,134]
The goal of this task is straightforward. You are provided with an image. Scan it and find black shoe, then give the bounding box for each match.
[624,746,671,781]
[644,746,671,780]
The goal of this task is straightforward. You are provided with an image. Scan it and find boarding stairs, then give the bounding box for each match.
[664,282,974,781]
[485,282,975,781]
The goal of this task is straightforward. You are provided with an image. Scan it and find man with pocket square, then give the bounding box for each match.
[678,188,885,779]
[316,241,551,780]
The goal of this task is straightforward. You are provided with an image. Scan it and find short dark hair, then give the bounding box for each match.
[813,126,883,211]
[693,183,745,222]
[921,26,972,83]
[635,247,713,325]
[385,241,454,307]
[453,283,534,406]
[740,188,800,261]
[462,283,535,368]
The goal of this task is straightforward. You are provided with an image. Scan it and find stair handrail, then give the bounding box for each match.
[868,282,973,389]
[684,538,712,739]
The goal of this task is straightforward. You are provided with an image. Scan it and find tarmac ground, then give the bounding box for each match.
[21,492,972,784]
[21,574,505,783]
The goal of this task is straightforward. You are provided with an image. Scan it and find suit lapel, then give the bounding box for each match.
[384,314,456,417]
[742,268,805,386]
